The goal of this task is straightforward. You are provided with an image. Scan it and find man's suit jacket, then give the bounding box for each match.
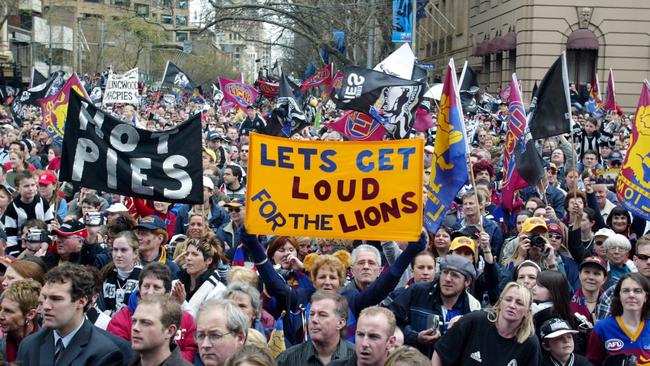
[16,319,133,366]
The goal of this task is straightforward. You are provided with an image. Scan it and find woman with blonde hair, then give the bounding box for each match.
[384,346,432,366]
[225,345,277,366]
[432,282,540,365]
[0,279,41,363]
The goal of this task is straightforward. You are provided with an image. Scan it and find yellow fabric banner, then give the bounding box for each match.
[245,133,423,241]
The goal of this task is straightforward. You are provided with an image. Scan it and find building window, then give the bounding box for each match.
[175,32,188,42]
[161,14,173,24]
[175,15,187,26]
[508,49,516,75]
[495,52,503,88]
[567,49,597,87]
[136,4,149,17]
[160,0,172,8]
[112,0,130,6]
[483,55,491,88]
[177,0,188,8]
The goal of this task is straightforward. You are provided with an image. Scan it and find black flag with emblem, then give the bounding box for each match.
[332,66,425,140]
[161,61,196,91]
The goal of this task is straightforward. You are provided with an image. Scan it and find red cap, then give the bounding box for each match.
[580,256,607,273]
[37,171,57,186]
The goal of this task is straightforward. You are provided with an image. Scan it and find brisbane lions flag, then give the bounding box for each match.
[300,63,333,93]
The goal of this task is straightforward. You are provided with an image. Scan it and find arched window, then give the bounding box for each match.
[566,29,598,88]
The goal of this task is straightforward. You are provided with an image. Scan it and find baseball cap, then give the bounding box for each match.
[37,171,57,186]
[203,176,215,191]
[580,256,607,273]
[594,228,615,239]
[170,234,187,244]
[224,197,245,208]
[449,237,477,262]
[438,254,476,280]
[547,220,564,238]
[450,225,481,241]
[135,215,166,231]
[608,150,624,162]
[52,220,88,237]
[522,217,547,233]
[539,318,578,340]
[106,202,129,213]
[207,131,220,141]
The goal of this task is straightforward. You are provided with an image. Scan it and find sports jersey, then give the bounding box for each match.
[586,316,650,365]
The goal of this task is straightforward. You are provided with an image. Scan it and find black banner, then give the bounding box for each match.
[332,66,425,140]
[11,70,65,120]
[60,92,203,204]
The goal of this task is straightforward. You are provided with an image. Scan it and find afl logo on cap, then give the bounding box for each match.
[605,338,624,351]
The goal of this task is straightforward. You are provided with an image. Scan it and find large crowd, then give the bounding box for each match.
[0,73,646,366]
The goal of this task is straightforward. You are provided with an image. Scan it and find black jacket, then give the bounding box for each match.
[17,319,132,366]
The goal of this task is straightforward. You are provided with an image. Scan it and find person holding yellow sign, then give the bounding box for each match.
[238,226,427,347]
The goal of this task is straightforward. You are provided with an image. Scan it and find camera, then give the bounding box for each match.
[86,212,104,227]
[529,234,546,250]
[27,228,49,243]
[426,314,440,333]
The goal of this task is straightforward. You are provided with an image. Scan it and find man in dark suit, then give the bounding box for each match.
[16,263,132,366]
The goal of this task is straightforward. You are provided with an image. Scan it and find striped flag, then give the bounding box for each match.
[501,74,529,210]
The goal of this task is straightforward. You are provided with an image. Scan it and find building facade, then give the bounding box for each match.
[416,0,650,111]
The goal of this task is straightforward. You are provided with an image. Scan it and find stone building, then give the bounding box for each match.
[416,0,650,111]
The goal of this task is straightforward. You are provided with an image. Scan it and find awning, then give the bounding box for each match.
[497,32,517,51]
[567,29,599,50]
[486,38,500,54]
[474,40,488,56]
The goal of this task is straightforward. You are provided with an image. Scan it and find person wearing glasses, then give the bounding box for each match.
[218,198,246,257]
[602,234,636,289]
[587,272,650,365]
[596,235,650,321]
[194,299,248,366]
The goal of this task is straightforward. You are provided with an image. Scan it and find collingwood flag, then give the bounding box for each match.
[333,66,425,140]
[458,61,479,115]
[264,74,308,137]
[12,70,65,120]
[161,61,195,91]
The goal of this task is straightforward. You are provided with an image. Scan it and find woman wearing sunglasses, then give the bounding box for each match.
[587,272,650,365]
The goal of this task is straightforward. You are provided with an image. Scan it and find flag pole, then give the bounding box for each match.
[468,160,485,233]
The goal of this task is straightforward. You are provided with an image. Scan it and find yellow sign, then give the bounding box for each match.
[245,133,423,241]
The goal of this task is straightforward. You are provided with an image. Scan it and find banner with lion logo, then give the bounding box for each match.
[616,80,650,220]
[39,73,90,146]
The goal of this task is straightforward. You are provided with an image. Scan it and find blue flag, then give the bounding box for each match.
[424,59,468,233]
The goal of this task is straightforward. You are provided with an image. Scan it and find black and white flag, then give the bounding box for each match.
[528,53,572,139]
[60,92,203,204]
[161,61,195,91]
[11,70,65,121]
[332,66,425,139]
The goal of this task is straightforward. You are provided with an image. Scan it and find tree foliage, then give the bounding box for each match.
[202,0,394,75]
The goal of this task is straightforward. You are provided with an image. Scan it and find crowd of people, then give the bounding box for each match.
[0,71,646,366]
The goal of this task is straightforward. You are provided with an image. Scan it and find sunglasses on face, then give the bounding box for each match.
[636,253,650,261]
[228,207,241,213]
[549,234,563,240]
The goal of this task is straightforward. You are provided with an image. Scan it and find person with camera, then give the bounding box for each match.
[501,217,560,291]
[387,254,481,358]
[18,221,49,258]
